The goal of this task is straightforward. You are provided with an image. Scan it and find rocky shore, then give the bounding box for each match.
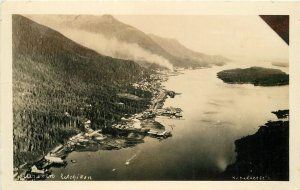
[218,110,289,181]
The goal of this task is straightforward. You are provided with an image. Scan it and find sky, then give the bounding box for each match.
[115,15,288,62]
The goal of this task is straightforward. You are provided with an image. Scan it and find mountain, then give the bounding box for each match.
[26,15,165,54]
[148,34,228,67]
[13,15,152,166]
[26,15,228,68]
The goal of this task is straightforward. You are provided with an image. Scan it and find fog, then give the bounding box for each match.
[26,15,173,70]
[58,28,173,70]
[28,15,288,68]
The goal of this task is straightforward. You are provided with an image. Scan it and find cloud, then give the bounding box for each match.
[54,27,173,70]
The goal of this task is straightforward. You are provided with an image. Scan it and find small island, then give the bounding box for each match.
[217,67,289,86]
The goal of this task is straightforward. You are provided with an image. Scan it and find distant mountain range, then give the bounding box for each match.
[26,14,228,69]
[148,34,228,67]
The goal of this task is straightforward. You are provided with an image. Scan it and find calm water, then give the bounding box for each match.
[48,60,288,180]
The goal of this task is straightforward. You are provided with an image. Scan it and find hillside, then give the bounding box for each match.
[13,15,153,166]
[217,67,289,86]
[148,34,227,67]
[219,117,289,180]
[26,15,228,68]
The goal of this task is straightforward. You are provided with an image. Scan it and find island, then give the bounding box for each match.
[217,67,289,86]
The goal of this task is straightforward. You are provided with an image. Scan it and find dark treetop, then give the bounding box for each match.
[217,67,289,86]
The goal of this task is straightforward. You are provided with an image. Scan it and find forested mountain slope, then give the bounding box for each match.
[13,15,152,166]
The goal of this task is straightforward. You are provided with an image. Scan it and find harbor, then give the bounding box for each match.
[13,70,183,180]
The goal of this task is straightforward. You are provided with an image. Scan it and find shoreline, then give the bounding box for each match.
[13,67,288,181]
[14,69,183,181]
[218,110,289,181]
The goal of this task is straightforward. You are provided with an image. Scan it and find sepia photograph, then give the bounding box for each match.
[11,14,289,181]
[1,2,300,190]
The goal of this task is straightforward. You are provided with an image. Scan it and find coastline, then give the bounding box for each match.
[13,69,183,180]
[13,67,289,181]
[218,110,289,180]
